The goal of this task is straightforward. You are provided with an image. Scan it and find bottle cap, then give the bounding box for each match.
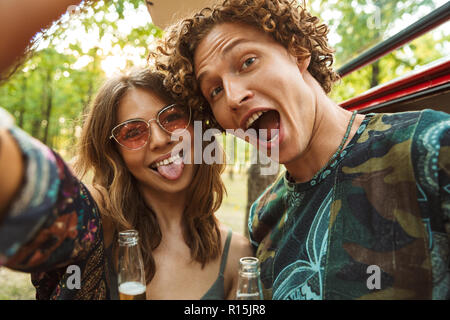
[239,257,260,275]
[119,229,139,246]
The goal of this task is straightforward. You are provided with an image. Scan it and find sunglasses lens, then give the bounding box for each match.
[113,121,149,149]
[159,104,191,134]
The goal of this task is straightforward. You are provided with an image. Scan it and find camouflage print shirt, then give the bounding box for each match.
[249,110,450,300]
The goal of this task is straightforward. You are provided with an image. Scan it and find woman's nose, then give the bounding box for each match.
[147,121,173,151]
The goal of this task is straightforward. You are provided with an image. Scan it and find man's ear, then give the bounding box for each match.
[297,56,311,74]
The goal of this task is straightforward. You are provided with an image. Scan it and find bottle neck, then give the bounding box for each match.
[239,257,260,276]
[236,257,263,300]
[119,229,139,246]
[117,230,145,286]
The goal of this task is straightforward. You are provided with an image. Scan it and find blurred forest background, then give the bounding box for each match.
[0,0,449,299]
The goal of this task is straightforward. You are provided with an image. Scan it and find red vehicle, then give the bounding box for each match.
[338,2,450,115]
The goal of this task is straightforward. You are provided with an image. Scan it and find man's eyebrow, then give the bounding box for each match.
[196,38,251,86]
[222,38,251,56]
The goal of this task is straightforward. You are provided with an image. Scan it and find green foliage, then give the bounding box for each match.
[0,0,161,159]
[312,0,436,66]
[0,0,447,157]
[309,0,448,102]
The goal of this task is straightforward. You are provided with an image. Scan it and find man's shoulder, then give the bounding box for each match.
[415,108,450,124]
[356,109,449,146]
[381,109,450,153]
[357,109,449,194]
[409,109,450,194]
[412,109,450,142]
[343,110,449,185]
[369,109,449,129]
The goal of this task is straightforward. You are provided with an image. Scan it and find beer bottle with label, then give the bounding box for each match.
[236,257,264,300]
[118,230,147,300]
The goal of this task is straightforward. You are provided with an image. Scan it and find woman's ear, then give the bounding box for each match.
[297,56,311,74]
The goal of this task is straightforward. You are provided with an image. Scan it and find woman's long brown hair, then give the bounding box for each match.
[73,68,226,284]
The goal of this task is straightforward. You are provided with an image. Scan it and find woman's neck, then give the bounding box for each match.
[139,186,188,234]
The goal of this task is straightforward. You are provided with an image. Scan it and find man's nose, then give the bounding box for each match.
[223,76,253,111]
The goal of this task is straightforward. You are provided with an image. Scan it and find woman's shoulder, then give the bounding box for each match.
[231,232,253,258]
[219,225,253,257]
[219,225,253,273]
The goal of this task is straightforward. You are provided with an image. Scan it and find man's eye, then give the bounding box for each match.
[241,57,256,70]
[210,86,223,99]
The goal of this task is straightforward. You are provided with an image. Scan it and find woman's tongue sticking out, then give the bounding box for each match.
[157,157,184,180]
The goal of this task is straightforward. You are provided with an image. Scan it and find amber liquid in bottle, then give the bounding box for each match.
[118,281,146,300]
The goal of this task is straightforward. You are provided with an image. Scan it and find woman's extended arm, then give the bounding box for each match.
[0,123,104,278]
[0,0,84,75]
[0,129,24,223]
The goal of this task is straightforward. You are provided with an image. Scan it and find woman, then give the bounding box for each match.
[0,68,253,299]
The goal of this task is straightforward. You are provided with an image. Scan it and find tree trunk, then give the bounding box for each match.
[370,58,380,88]
[42,70,53,146]
[83,48,98,115]
[244,149,279,238]
[18,74,27,128]
[32,79,47,139]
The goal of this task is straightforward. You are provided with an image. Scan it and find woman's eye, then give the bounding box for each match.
[161,113,182,124]
[210,86,223,99]
[241,57,256,70]
[124,128,142,139]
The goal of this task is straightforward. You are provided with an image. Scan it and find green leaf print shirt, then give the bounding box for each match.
[249,110,450,300]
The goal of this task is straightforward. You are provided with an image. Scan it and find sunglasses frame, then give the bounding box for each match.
[109,103,192,150]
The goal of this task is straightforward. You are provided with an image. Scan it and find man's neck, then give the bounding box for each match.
[284,100,364,183]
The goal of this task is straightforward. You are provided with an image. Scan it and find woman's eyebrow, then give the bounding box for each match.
[117,117,145,125]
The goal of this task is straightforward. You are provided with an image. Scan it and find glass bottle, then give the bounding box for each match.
[117,230,146,300]
[236,257,264,300]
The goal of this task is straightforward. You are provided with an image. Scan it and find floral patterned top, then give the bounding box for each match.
[0,125,110,299]
[249,110,450,300]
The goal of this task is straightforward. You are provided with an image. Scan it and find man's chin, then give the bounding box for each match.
[277,147,302,168]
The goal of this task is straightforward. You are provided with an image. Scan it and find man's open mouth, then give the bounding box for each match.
[245,109,280,142]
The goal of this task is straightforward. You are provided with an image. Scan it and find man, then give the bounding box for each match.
[156,0,450,299]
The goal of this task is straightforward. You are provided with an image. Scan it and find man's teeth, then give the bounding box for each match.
[152,153,181,169]
[245,111,267,130]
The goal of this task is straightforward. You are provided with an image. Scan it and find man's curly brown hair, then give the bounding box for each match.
[153,0,339,130]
